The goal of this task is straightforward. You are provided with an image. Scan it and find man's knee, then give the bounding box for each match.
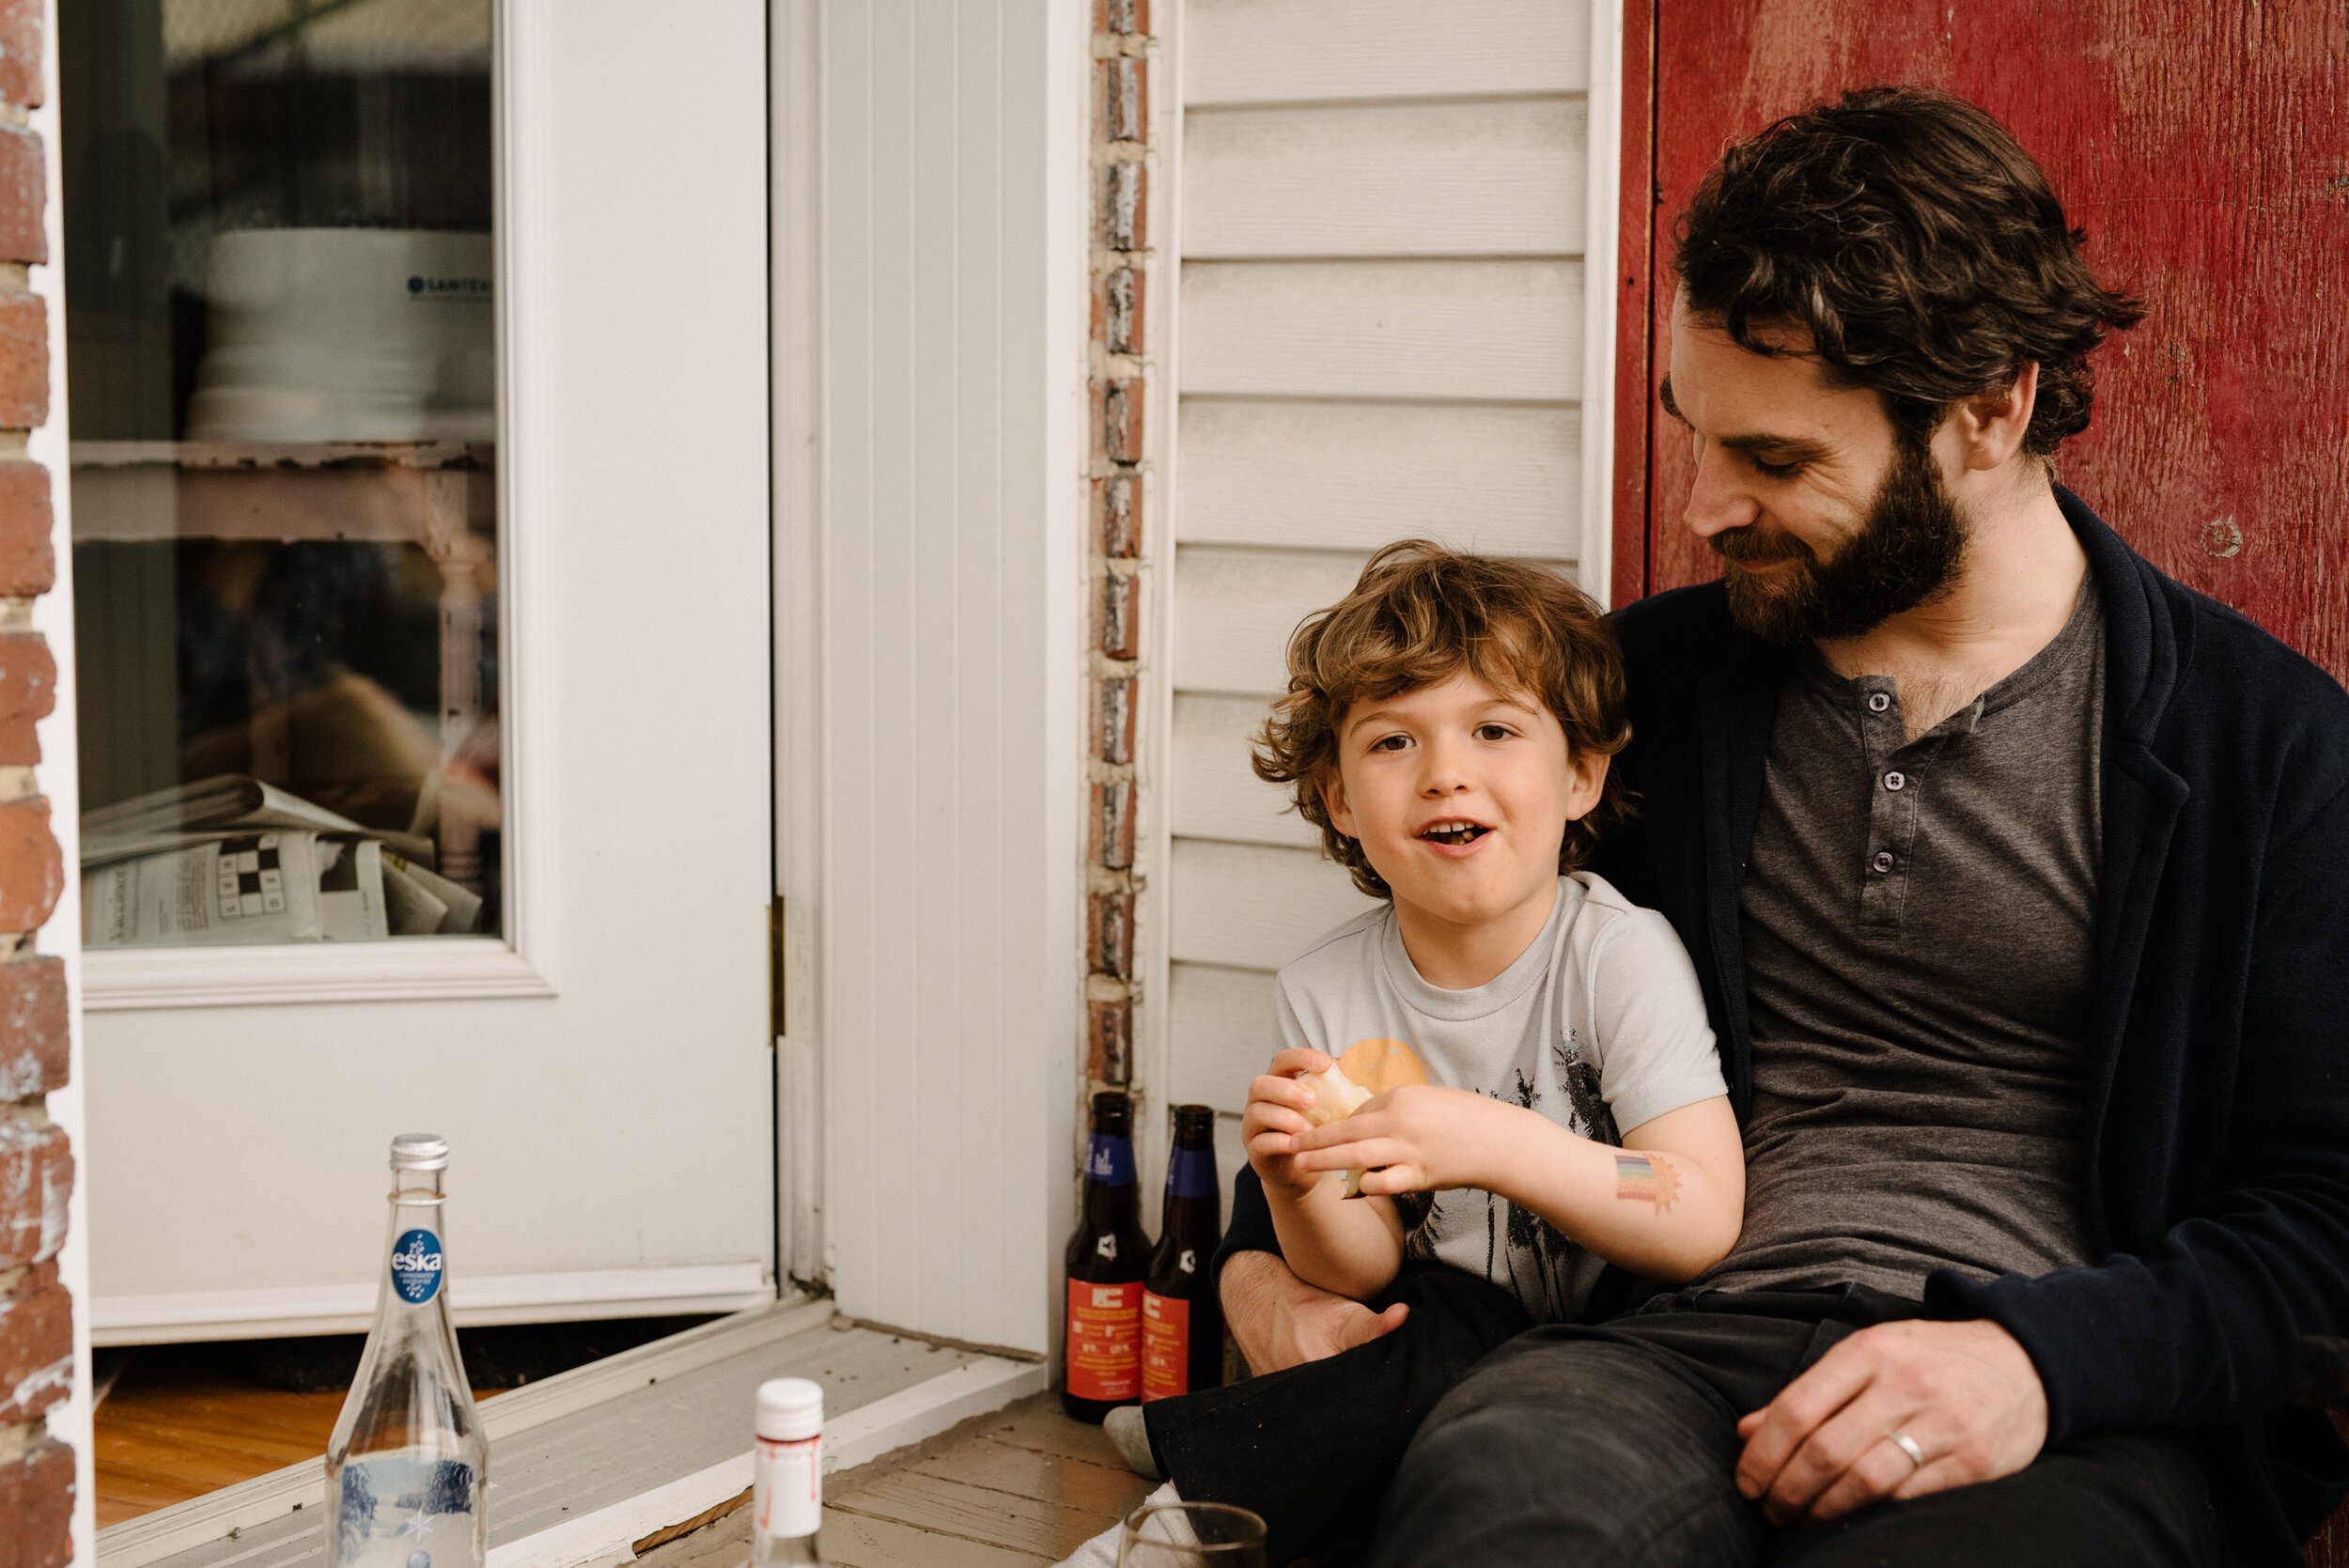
[1370,1341,1759,1568]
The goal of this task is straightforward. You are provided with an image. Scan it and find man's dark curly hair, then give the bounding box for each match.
[1674,85,2143,453]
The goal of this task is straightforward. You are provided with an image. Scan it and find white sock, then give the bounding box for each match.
[1053,1481,1185,1568]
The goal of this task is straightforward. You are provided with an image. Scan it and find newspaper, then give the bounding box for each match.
[83,775,436,870]
[81,777,487,943]
[84,831,392,947]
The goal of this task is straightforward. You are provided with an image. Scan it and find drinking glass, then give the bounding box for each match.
[1116,1500,1268,1568]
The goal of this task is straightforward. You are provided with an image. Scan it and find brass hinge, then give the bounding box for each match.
[769,896,787,1041]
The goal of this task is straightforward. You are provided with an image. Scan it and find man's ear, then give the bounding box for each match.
[1952,361,2040,474]
[1319,768,1358,841]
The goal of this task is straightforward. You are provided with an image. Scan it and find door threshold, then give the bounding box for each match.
[101,1295,1048,1568]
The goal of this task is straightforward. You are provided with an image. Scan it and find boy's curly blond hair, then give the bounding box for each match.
[1252,540,1632,899]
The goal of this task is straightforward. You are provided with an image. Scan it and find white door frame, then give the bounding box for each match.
[773,0,1091,1357]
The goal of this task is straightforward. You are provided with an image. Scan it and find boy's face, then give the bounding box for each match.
[1321,671,1607,940]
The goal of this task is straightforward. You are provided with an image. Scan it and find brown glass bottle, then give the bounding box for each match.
[1142,1104,1224,1401]
[1062,1091,1152,1422]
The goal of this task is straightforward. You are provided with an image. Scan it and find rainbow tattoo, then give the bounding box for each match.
[1614,1152,1682,1213]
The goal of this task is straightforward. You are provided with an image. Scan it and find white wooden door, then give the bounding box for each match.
[1149,0,1622,1151]
[76,0,777,1342]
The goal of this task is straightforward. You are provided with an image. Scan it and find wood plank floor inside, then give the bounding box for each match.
[640,1391,1156,1568]
[92,1345,505,1529]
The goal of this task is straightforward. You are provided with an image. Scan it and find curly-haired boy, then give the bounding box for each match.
[1062,541,1742,1568]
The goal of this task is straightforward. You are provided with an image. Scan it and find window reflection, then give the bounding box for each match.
[65,0,500,946]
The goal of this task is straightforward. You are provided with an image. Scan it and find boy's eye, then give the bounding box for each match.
[1474,723,1513,741]
[1370,734,1410,753]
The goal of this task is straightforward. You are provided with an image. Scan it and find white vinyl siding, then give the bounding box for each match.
[1157,0,1614,1123]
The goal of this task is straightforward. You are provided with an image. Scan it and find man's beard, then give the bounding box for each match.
[1714,438,1968,645]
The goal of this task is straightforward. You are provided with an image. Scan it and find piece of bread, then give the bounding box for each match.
[1295,1039,1427,1194]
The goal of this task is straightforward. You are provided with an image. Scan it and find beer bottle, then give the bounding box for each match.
[1142,1105,1223,1401]
[1062,1091,1151,1422]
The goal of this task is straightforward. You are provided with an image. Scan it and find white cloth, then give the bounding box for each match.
[1276,872,1723,1322]
[1055,1481,1184,1568]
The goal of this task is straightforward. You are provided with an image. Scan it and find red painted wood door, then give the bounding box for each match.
[1612,1,2349,694]
[1610,7,2349,1560]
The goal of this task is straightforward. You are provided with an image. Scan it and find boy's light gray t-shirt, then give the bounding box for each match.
[1275,872,1725,1323]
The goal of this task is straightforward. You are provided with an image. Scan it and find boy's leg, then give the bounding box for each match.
[1141,1264,1532,1567]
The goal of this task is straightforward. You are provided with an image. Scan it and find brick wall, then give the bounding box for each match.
[0,1,73,1560]
[1083,0,1153,1093]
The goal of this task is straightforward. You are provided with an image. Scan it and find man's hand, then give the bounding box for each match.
[1735,1318,2047,1525]
[1219,1249,1408,1374]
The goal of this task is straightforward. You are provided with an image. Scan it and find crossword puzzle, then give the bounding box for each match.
[215,834,287,921]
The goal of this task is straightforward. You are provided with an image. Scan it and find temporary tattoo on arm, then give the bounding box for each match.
[1614,1152,1682,1214]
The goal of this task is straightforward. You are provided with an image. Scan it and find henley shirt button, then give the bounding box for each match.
[1885,770,1906,792]
[1868,692,1891,713]
[1871,850,1895,874]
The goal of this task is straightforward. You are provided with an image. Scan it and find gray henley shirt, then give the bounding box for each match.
[1699,576,2106,1298]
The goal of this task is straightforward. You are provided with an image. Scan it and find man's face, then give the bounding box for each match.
[1663,296,1968,644]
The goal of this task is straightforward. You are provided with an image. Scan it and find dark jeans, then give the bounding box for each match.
[1143,1264,1533,1566]
[1372,1285,2226,1568]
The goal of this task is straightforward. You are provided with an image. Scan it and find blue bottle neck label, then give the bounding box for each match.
[1166,1147,1217,1199]
[1084,1134,1135,1187]
[391,1228,444,1304]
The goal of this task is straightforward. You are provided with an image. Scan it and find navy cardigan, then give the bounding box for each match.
[1217,490,2349,1560]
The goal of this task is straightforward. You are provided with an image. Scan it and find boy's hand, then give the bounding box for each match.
[1243,1048,1338,1195]
[1289,1083,1514,1196]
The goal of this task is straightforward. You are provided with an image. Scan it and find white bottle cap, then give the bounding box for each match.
[755,1377,824,1441]
[390,1133,449,1171]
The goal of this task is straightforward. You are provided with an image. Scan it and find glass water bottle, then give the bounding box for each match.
[325,1134,488,1568]
[751,1377,826,1565]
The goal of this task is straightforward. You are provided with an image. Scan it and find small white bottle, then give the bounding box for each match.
[325,1134,487,1568]
[750,1378,826,1566]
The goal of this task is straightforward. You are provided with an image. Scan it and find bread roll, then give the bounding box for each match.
[1295,1039,1426,1195]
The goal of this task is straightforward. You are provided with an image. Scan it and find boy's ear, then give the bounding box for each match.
[1563,749,1610,822]
[1319,768,1359,840]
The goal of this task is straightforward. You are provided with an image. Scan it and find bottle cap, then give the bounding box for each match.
[756,1376,824,1440]
[390,1133,450,1172]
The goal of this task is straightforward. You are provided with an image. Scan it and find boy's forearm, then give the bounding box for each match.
[1478,1107,1741,1281]
[1265,1175,1403,1300]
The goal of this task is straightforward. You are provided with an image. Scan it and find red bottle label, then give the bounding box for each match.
[1066,1278,1141,1401]
[1141,1290,1190,1402]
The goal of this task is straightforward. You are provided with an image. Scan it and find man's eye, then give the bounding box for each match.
[1751,456,1800,479]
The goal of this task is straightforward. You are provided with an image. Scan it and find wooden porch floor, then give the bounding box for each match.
[95,1332,1145,1565]
[640,1392,1155,1568]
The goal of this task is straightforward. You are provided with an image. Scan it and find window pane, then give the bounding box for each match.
[64,0,500,945]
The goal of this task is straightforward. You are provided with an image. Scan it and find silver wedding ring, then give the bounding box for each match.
[1890,1431,1926,1468]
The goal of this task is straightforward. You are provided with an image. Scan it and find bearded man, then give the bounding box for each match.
[1199,87,2349,1566]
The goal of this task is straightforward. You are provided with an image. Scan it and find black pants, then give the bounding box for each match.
[1146,1272,2224,1568]
[1143,1264,1532,1566]
[1373,1285,2226,1568]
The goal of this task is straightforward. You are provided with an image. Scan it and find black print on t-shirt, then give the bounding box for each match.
[1559,1031,1620,1147]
